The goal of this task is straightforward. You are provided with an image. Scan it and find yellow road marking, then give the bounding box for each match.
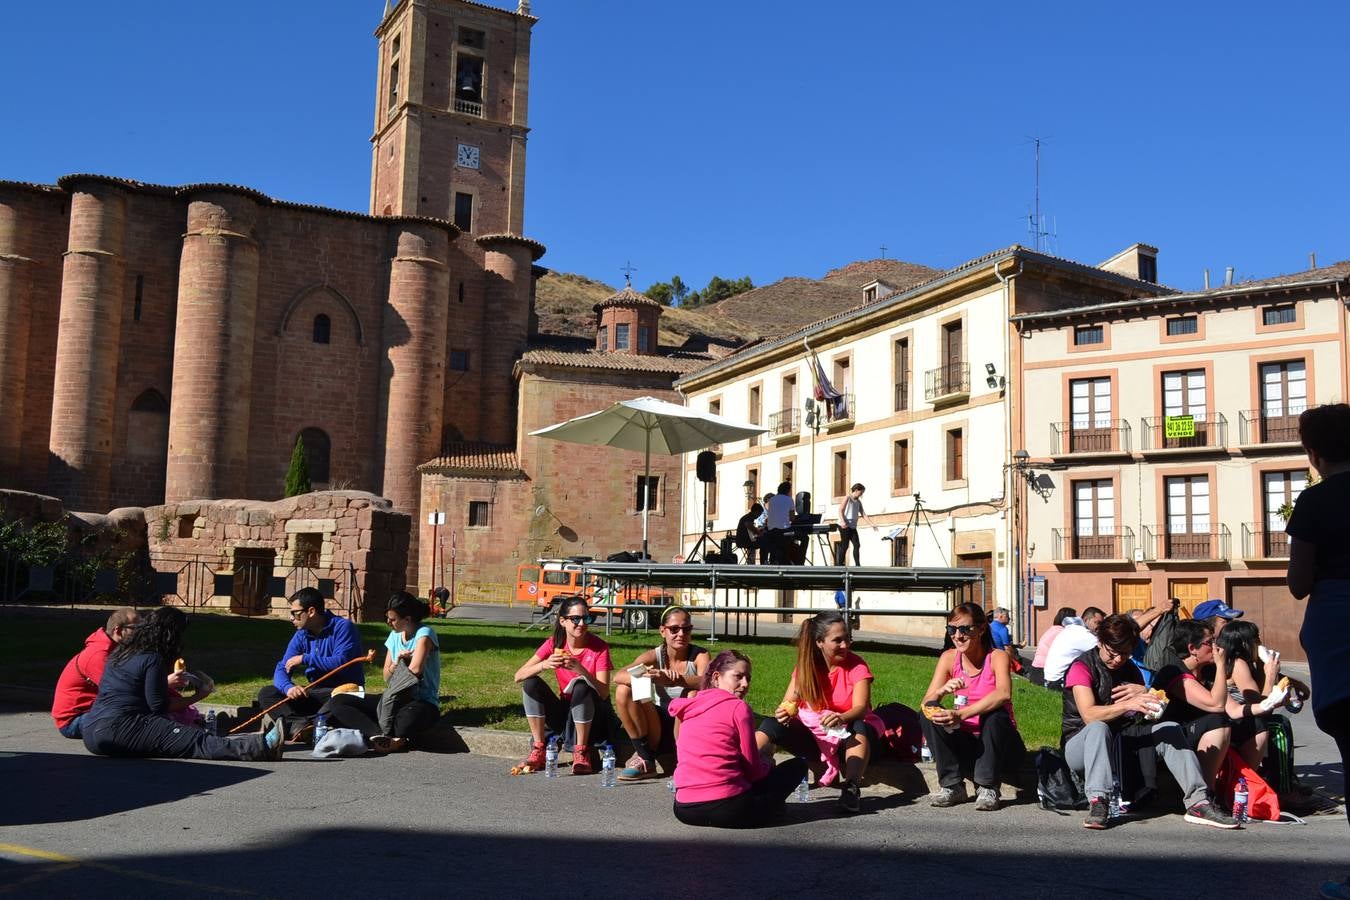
[0,843,256,896]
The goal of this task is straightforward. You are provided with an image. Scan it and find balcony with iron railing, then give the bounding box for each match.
[768,408,800,442]
[1139,413,1227,452]
[1241,522,1290,560]
[1050,419,1132,457]
[924,362,970,404]
[1051,526,1136,562]
[824,393,856,430]
[1140,524,1231,561]
[1237,406,1306,446]
[453,98,483,117]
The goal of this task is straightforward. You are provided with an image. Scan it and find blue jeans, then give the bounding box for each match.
[57,714,85,739]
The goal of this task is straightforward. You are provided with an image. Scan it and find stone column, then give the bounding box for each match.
[379,221,450,579]
[47,180,128,510]
[475,234,543,444]
[0,191,33,484]
[165,191,261,502]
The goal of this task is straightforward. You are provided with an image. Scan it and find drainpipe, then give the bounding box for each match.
[993,259,1024,641]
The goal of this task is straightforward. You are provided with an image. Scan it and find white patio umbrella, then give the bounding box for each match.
[530,396,767,557]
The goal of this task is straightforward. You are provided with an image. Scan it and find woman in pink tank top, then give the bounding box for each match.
[919,602,1025,811]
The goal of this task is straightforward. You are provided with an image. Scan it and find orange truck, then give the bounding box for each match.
[514,558,674,629]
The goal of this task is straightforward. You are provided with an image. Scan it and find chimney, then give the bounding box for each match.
[1203,269,1210,290]
[1224,266,1235,286]
[1310,251,1318,269]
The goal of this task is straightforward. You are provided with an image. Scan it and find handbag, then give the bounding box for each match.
[1217,748,1281,821]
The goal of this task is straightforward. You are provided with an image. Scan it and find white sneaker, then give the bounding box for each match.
[975,786,1000,811]
[930,784,968,807]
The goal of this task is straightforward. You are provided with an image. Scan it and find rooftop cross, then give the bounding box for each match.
[620,260,637,286]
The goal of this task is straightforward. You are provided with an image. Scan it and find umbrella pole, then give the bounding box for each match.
[641,426,651,560]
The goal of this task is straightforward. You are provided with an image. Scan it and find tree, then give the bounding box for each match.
[644,282,673,306]
[284,435,312,497]
[670,275,690,306]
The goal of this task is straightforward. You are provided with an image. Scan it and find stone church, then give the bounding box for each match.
[0,0,709,601]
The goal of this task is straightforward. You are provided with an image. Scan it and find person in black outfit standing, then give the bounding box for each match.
[82,606,283,761]
[1286,403,1350,900]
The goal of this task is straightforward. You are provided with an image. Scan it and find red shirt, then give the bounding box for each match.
[52,628,114,727]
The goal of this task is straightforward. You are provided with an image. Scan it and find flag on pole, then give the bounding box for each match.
[807,346,846,418]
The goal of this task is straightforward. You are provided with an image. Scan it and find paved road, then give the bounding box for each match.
[1,706,1345,899]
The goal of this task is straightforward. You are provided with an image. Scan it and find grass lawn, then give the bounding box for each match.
[2,607,1064,749]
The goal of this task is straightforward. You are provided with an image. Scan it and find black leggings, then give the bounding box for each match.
[919,707,1025,789]
[673,758,809,828]
[83,714,269,761]
[1314,698,1350,831]
[257,685,337,722]
[757,715,877,764]
[835,527,860,565]
[325,693,439,741]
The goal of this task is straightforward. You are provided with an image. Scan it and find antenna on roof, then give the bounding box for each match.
[1026,136,1054,253]
[619,260,637,287]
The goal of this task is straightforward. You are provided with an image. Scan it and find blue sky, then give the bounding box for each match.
[3,1,1347,293]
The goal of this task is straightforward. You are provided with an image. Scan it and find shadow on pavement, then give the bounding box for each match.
[1,826,1345,899]
[0,751,267,826]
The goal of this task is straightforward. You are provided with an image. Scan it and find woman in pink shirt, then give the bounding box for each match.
[756,611,882,814]
[513,596,613,775]
[920,603,1024,811]
[1029,606,1077,686]
[670,650,808,828]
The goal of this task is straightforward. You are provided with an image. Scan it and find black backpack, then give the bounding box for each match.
[1143,609,1181,672]
[1035,747,1088,813]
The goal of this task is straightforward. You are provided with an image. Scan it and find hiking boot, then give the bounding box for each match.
[975,786,1000,811]
[1083,797,1109,829]
[839,780,861,814]
[570,745,594,776]
[262,716,287,761]
[520,741,547,772]
[1183,800,1240,829]
[929,784,968,808]
[617,756,658,781]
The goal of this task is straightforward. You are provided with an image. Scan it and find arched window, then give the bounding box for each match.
[298,428,331,483]
[130,388,169,414]
[313,314,331,344]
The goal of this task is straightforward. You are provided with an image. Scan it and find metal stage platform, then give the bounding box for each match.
[583,562,986,639]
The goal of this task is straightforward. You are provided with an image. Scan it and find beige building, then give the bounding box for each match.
[675,246,1166,639]
[1014,259,1350,661]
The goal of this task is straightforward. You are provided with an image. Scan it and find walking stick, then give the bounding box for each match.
[229,649,376,734]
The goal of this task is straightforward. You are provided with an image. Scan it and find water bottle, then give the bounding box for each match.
[1108,782,1122,819]
[204,710,217,736]
[1286,692,1303,713]
[667,778,676,796]
[314,714,328,743]
[794,775,810,803]
[600,744,617,788]
[920,734,932,762]
[1233,777,1249,823]
[544,738,559,778]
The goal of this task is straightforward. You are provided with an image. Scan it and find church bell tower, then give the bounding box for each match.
[370,0,534,236]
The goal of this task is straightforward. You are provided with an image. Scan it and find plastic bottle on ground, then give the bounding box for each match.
[314,714,328,743]
[1233,776,1249,823]
[794,775,810,803]
[544,738,559,778]
[205,710,217,736]
[600,744,617,788]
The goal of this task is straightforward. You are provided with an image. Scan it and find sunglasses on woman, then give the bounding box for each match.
[561,614,595,625]
[945,624,976,637]
[663,624,694,633]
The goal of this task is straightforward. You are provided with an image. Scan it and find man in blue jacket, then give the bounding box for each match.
[257,587,365,726]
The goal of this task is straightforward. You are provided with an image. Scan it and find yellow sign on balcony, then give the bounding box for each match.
[1164,415,1196,438]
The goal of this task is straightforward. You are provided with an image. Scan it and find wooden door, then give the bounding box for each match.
[958,552,994,609]
[1169,578,1208,617]
[1228,579,1304,663]
[1113,580,1152,615]
[230,548,275,617]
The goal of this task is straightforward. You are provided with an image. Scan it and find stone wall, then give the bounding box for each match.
[146,491,410,621]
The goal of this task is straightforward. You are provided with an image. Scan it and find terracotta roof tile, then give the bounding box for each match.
[595,284,663,310]
[517,348,711,374]
[419,442,523,476]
